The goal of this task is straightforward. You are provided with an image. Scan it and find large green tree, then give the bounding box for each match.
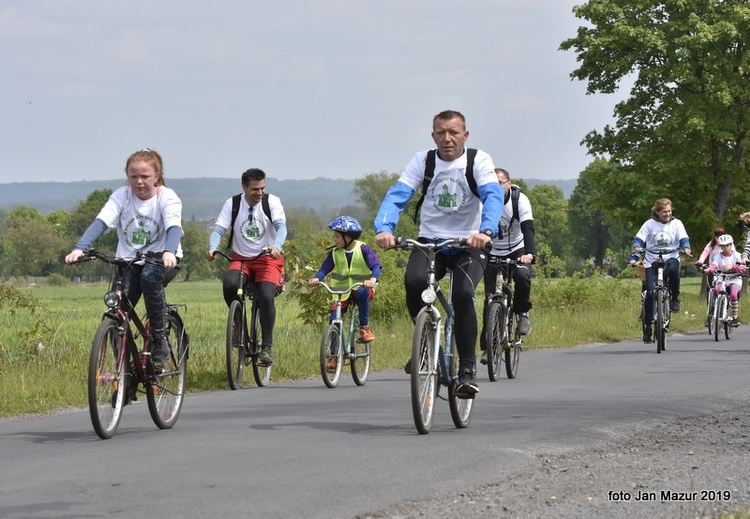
[560,0,750,240]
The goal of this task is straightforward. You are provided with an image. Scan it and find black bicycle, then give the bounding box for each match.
[215,249,272,389]
[73,249,189,439]
[483,256,522,381]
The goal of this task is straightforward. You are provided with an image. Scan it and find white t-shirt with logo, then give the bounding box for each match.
[711,251,744,289]
[215,194,286,257]
[97,186,183,259]
[398,149,496,238]
[490,187,533,257]
[635,217,689,267]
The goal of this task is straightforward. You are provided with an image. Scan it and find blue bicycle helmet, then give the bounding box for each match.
[328,216,362,240]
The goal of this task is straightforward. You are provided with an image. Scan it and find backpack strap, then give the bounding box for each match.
[261,193,272,222]
[412,148,479,223]
[510,185,521,222]
[226,194,243,250]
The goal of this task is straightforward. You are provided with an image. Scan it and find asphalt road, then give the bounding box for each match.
[2,325,750,519]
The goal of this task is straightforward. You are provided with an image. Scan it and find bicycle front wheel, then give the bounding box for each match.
[505,314,521,379]
[249,300,272,387]
[226,300,245,390]
[147,312,188,429]
[448,335,474,429]
[411,311,438,435]
[485,300,504,382]
[655,288,665,353]
[714,295,723,342]
[349,308,371,386]
[320,324,343,388]
[89,317,127,439]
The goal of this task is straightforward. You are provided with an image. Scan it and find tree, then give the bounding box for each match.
[178,220,212,281]
[353,171,419,238]
[560,1,750,239]
[4,206,67,278]
[528,184,569,264]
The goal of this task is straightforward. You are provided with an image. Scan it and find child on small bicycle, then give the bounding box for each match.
[64,148,183,367]
[705,234,746,324]
[308,216,381,342]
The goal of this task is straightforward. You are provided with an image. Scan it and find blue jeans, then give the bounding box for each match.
[330,287,372,326]
[643,258,680,324]
[119,260,171,340]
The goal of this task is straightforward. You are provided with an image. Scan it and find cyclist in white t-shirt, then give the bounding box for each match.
[206,168,287,366]
[65,149,184,367]
[374,110,504,398]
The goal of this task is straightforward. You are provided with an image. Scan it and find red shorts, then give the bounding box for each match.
[228,253,285,289]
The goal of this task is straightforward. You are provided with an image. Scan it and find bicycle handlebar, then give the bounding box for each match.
[387,237,467,251]
[68,248,166,267]
[213,248,271,263]
[315,281,365,296]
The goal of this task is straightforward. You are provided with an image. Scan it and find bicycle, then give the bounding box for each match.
[708,270,743,342]
[634,247,690,354]
[483,256,523,381]
[214,249,272,390]
[388,237,474,435]
[73,249,189,439]
[314,281,372,388]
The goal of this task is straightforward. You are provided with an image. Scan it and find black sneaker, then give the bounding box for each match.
[259,347,273,366]
[455,369,479,399]
[479,350,488,365]
[669,299,681,313]
[404,358,412,374]
[642,325,653,343]
[151,337,171,368]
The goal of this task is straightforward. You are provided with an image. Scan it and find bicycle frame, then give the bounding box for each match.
[318,281,364,357]
[484,256,522,380]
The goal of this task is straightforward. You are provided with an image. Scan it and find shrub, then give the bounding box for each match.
[46,273,69,286]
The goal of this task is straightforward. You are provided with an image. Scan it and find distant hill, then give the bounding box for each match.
[0,176,577,218]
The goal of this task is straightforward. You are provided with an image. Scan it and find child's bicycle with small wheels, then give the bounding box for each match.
[708,270,743,342]
[215,249,272,389]
[73,249,189,439]
[483,256,523,381]
[388,237,474,435]
[314,281,372,388]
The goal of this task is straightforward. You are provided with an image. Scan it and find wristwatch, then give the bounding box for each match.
[481,229,494,238]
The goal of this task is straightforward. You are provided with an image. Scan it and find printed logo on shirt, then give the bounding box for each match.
[654,231,670,248]
[124,216,160,250]
[242,214,266,241]
[430,177,468,216]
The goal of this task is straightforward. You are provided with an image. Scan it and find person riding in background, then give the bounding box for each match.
[630,198,691,343]
[308,216,381,343]
[480,168,535,364]
[696,227,733,327]
[206,168,287,367]
[374,109,504,398]
[705,234,746,325]
[65,148,183,369]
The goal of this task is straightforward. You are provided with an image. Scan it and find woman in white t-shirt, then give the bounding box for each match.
[65,149,183,367]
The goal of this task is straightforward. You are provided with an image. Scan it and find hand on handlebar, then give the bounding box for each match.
[375,232,396,249]
[65,249,85,265]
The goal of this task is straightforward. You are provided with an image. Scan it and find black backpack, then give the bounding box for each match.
[226,193,272,250]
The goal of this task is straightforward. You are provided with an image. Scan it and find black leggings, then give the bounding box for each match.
[223,270,277,348]
[404,246,488,370]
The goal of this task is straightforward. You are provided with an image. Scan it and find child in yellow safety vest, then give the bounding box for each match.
[308,216,381,342]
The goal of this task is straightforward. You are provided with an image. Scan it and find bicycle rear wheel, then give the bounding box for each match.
[411,311,438,434]
[349,308,371,386]
[485,300,504,382]
[505,314,521,379]
[148,312,188,429]
[250,299,272,387]
[226,300,245,390]
[714,295,723,342]
[448,334,474,429]
[320,324,343,388]
[89,317,127,439]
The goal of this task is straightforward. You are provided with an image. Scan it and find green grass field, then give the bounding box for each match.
[0,275,726,418]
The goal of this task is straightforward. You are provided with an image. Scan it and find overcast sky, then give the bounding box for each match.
[1,1,624,184]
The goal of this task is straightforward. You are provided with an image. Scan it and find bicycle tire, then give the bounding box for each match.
[485,300,504,382]
[349,307,371,386]
[725,316,734,340]
[411,311,438,435]
[655,287,665,353]
[448,334,473,429]
[707,295,715,336]
[89,317,127,439]
[320,324,343,388]
[505,314,521,379]
[147,312,188,430]
[250,298,272,387]
[714,294,723,342]
[226,299,245,390]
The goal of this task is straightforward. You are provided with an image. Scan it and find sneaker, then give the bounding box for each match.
[404,358,412,374]
[517,313,532,336]
[704,317,710,327]
[669,299,681,313]
[479,349,488,365]
[359,325,375,342]
[151,337,171,368]
[643,325,653,343]
[259,347,273,366]
[326,356,338,373]
[455,369,479,399]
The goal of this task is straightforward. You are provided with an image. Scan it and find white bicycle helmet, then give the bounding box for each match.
[717,233,733,246]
